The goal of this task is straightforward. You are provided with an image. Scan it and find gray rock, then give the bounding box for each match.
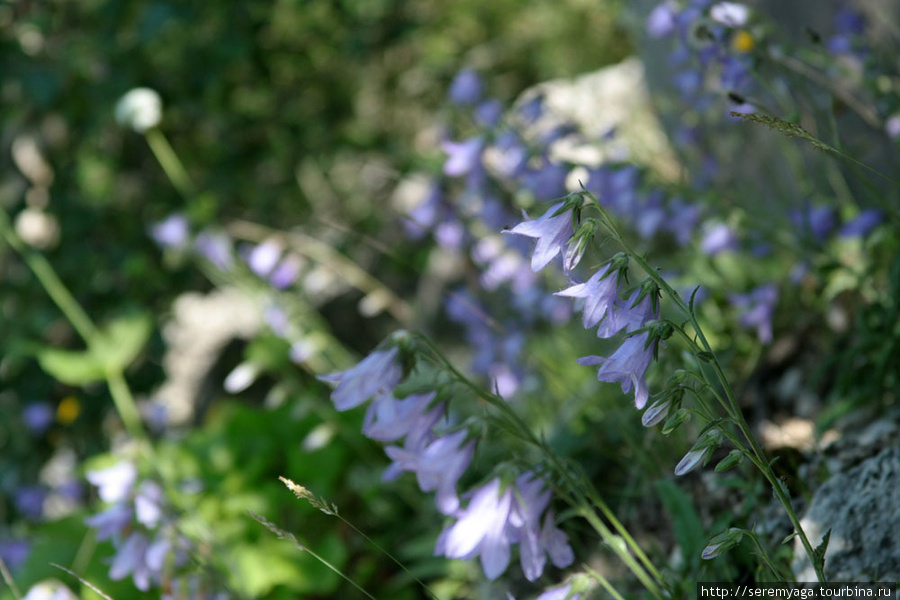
[793,447,900,582]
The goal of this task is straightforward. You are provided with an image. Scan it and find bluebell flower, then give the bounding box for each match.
[22,402,54,435]
[86,462,137,503]
[436,473,572,582]
[555,266,620,330]
[442,137,485,177]
[361,391,440,443]
[385,429,475,515]
[505,202,577,273]
[839,209,882,238]
[269,254,302,289]
[578,332,656,409]
[435,477,513,580]
[448,69,483,106]
[148,214,190,250]
[508,474,573,581]
[319,347,403,411]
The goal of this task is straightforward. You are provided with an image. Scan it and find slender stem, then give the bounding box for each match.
[145,128,195,199]
[0,556,22,600]
[106,368,147,442]
[0,208,97,342]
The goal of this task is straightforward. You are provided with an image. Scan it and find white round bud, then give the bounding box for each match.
[115,88,162,132]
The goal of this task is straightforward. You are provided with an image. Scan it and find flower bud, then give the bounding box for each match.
[641,398,670,428]
[702,527,744,559]
[715,449,744,472]
[115,88,162,132]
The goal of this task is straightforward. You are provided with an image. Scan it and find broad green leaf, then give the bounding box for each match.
[36,347,105,386]
[90,312,153,373]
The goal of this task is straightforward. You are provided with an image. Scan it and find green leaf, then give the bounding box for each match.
[656,479,705,569]
[715,450,744,472]
[90,312,153,373]
[36,347,106,386]
[813,528,832,570]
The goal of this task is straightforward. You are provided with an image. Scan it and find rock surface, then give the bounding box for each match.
[793,446,900,582]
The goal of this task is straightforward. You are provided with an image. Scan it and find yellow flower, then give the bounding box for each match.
[57,396,81,424]
[732,30,755,53]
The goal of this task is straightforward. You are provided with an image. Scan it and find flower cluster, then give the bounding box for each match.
[83,461,188,592]
[319,340,574,583]
[507,202,664,413]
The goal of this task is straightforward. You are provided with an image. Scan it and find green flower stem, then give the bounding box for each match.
[145,128,195,199]
[585,192,826,582]
[0,206,147,443]
[414,334,665,599]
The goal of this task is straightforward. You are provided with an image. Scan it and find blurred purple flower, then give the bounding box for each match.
[673,69,703,99]
[23,402,54,435]
[519,162,569,201]
[886,114,900,140]
[579,332,656,409]
[435,220,466,251]
[493,131,529,179]
[194,230,233,271]
[647,2,678,38]
[0,539,30,571]
[731,284,778,343]
[700,223,738,255]
[84,502,132,541]
[246,240,282,277]
[534,583,581,600]
[404,183,442,239]
[518,95,544,123]
[319,347,403,411]
[148,214,189,250]
[86,462,137,503]
[443,137,484,177]
[709,2,749,27]
[135,481,164,528]
[790,204,837,243]
[839,209,882,238]
[504,202,576,273]
[476,99,504,128]
[448,69,483,106]
[666,198,701,245]
[15,486,47,520]
[263,304,290,338]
